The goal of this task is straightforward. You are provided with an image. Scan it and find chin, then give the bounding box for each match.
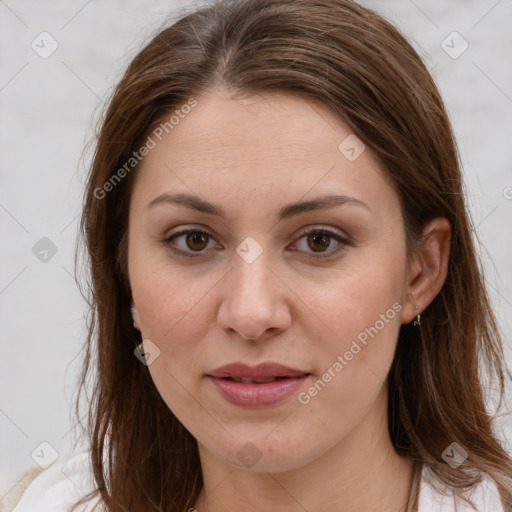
[201,433,321,474]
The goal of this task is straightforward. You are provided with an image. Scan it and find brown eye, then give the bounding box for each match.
[185,232,209,251]
[163,226,350,260]
[307,232,332,252]
[292,227,351,260]
[162,229,218,258]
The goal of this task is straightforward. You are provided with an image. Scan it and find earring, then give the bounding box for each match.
[130,306,140,331]
[413,305,421,327]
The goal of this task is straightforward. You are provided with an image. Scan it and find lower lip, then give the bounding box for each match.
[207,375,310,408]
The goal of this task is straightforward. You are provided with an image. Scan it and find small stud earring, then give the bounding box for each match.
[413,305,421,327]
[130,306,141,331]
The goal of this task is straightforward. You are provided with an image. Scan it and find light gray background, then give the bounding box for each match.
[1,0,511,501]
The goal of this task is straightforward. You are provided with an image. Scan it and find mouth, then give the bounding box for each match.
[206,362,311,408]
[222,376,297,383]
[207,361,310,380]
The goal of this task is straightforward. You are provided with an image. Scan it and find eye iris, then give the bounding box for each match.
[186,232,209,251]
[308,232,330,252]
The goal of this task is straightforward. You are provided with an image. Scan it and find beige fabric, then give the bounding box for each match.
[1,468,43,512]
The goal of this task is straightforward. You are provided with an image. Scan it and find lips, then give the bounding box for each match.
[206,362,311,408]
[207,362,310,380]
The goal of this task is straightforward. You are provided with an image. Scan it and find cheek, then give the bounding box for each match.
[296,281,403,436]
[306,257,405,395]
[315,261,404,342]
[136,281,213,429]
[128,249,210,395]
[129,240,214,344]
[135,279,211,376]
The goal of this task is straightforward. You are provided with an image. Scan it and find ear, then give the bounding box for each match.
[130,299,141,331]
[401,217,452,324]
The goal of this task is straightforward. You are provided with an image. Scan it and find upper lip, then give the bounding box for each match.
[207,362,310,379]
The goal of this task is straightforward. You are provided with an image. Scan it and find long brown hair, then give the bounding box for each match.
[72,0,512,510]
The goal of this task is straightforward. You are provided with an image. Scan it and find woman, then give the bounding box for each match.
[10,0,512,511]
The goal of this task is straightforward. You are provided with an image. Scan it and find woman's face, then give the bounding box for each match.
[127,87,414,472]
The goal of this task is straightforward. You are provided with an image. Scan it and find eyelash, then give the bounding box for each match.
[161,226,351,260]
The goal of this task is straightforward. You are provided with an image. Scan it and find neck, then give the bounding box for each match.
[193,388,415,512]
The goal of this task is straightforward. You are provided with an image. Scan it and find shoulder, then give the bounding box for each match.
[417,464,506,512]
[5,449,101,512]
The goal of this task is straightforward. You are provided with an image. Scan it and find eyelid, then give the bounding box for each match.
[293,225,351,245]
[161,225,220,258]
[161,224,352,259]
[288,226,351,260]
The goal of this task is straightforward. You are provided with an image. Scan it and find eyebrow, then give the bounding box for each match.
[146,192,369,221]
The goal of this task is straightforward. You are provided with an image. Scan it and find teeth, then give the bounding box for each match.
[231,377,278,383]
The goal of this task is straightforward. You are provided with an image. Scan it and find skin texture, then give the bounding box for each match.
[127,86,451,512]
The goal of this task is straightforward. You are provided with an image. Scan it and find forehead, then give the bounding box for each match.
[131,87,398,220]
[150,88,359,164]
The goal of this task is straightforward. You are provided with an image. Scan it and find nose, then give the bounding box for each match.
[216,247,291,341]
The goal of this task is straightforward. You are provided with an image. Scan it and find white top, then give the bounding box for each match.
[7,449,505,512]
